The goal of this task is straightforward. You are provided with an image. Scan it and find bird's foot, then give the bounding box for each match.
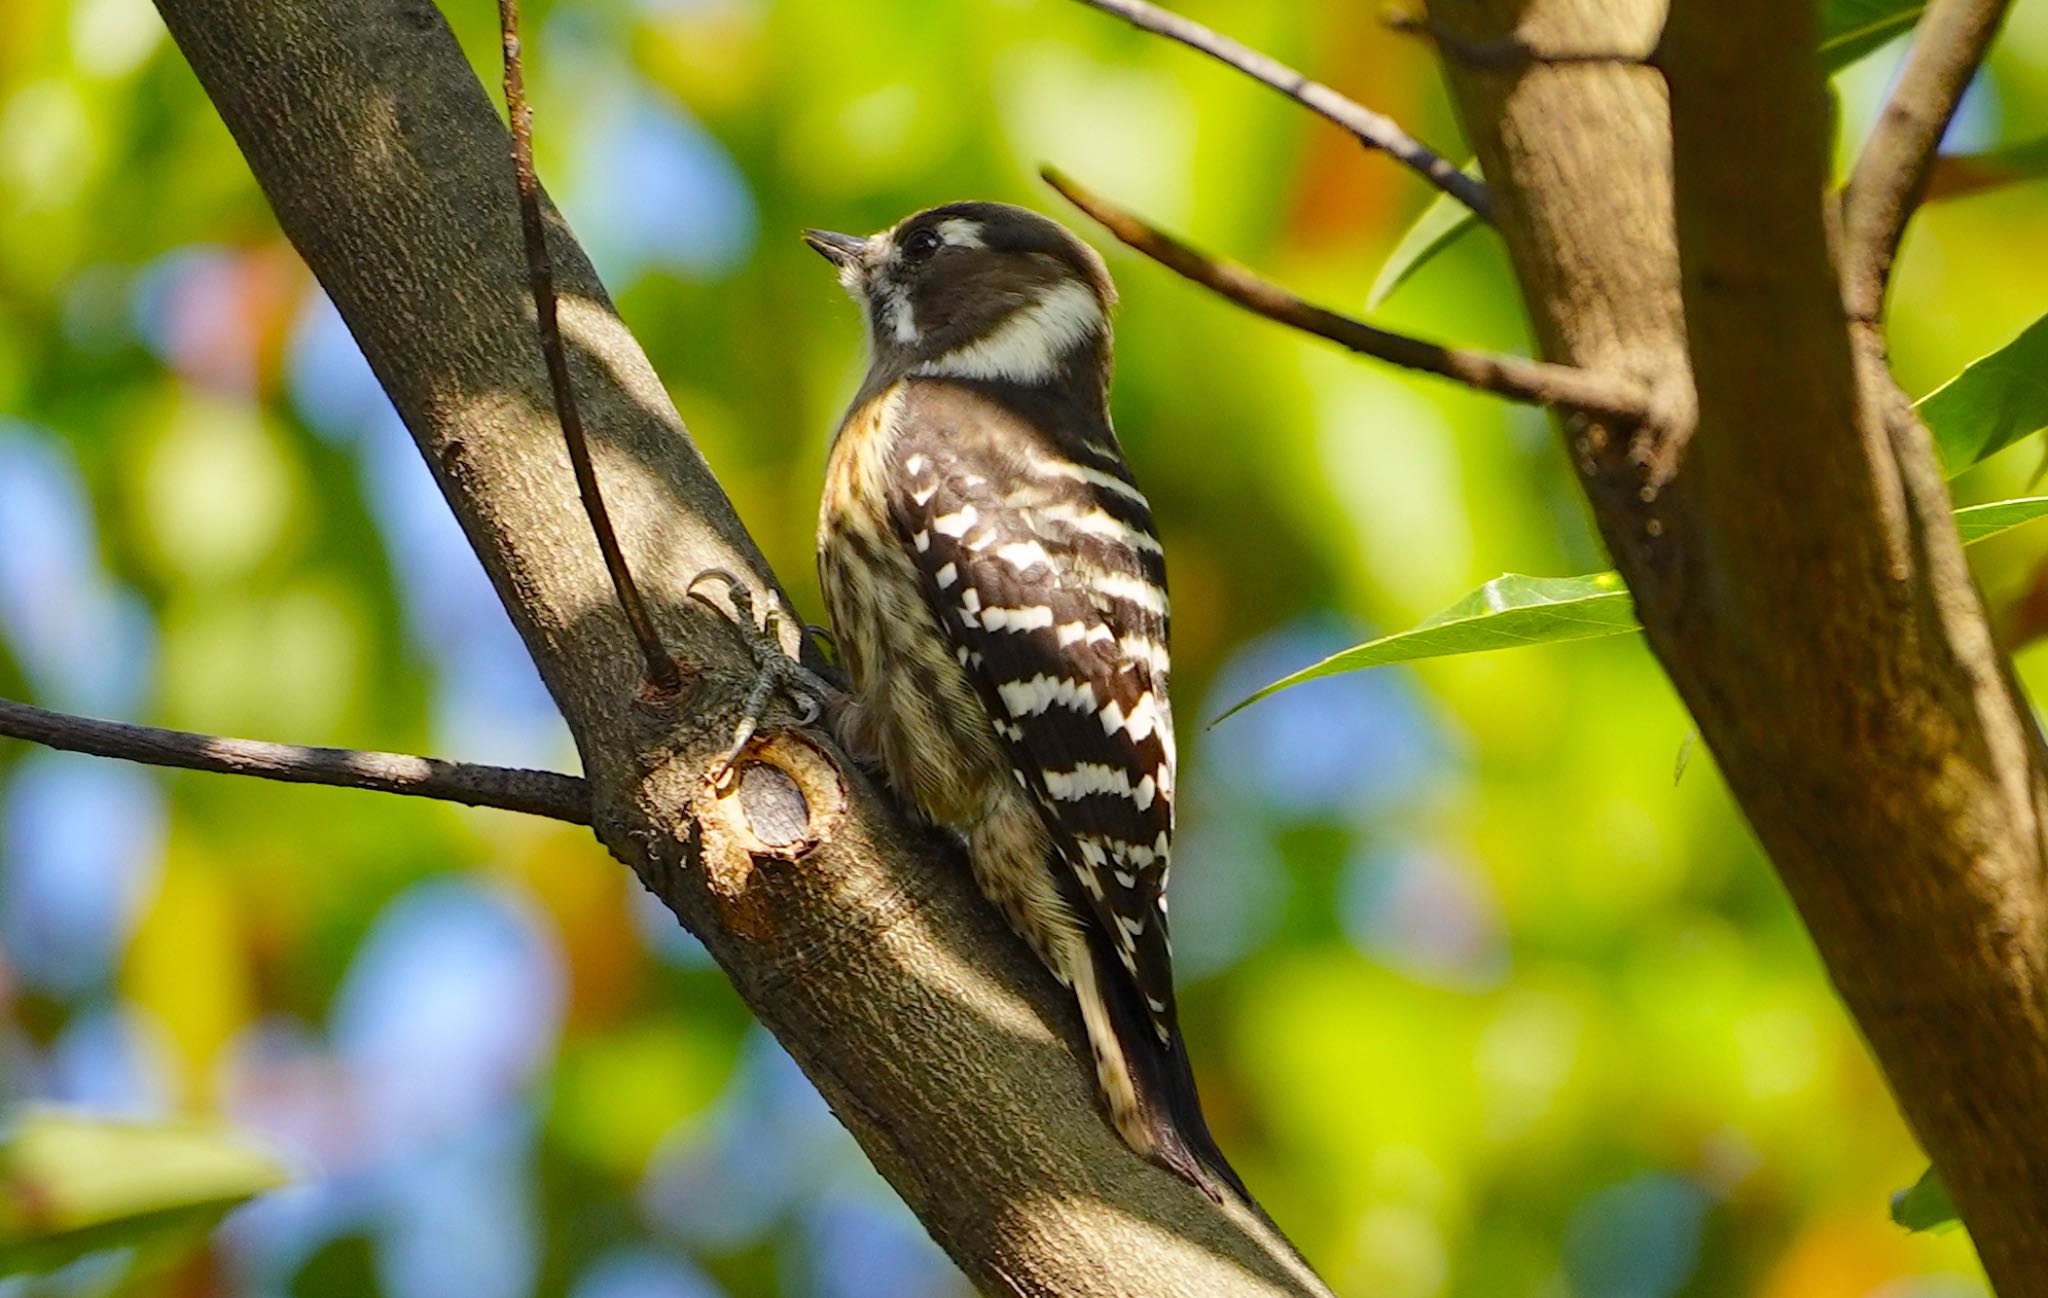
[687,569,838,787]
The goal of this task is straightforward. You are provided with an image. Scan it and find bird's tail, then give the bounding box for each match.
[1071,942,1251,1205]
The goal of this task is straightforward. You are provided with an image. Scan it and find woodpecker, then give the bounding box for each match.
[805,201,1243,1201]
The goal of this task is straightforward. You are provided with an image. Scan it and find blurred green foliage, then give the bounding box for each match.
[0,1112,286,1279]
[4,0,2048,1296]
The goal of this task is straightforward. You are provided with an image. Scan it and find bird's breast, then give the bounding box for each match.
[817,384,1010,823]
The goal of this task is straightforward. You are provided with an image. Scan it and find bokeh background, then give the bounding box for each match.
[4,0,2047,1294]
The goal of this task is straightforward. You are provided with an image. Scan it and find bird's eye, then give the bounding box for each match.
[901,228,942,261]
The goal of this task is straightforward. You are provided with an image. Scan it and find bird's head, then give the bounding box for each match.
[804,202,1116,388]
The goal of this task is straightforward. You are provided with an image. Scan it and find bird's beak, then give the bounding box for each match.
[802,228,867,270]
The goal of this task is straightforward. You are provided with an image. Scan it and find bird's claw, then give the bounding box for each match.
[688,568,835,787]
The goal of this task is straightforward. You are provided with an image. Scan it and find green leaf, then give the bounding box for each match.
[1219,496,2048,719]
[0,1112,290,1278]
[1890,1166,1960,1232]
[1821,0,1924,72]
[1212,573,1638,724]
[1919,313,2048,475]
[1926,135,2048,204]
[1952,496,2048,543]
[1368,162,1485,311]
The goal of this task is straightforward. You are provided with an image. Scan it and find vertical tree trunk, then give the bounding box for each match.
[1431,2,2048,1288]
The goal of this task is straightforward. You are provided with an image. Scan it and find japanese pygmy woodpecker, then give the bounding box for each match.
[805,202,1244,1201]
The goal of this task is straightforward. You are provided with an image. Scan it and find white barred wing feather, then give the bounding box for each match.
[886,381,1181,1034]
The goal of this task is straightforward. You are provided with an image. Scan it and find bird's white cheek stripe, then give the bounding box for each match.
[866,241,917,343]
[915,280,1104,383]
[882,286,919,344]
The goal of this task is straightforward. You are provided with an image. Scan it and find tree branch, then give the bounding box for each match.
[1841,0,2015,324]
[147,1,1332,1293]
[1068,0,1492,220]
[0,698,591,824]
[498,0,681,699]
[1043,166,1649,423]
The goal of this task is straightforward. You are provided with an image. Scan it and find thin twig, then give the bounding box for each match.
[1841,0,2014,324]
[1069,0,1491,222]
[1043,167,1648,424]
[0,697,591,824]
[499,0,682,698]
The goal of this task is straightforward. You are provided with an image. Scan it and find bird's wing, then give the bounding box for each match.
[885,380,1179,1034]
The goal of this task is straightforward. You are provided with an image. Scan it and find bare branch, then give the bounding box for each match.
[0,697,591,824]
[1043,166,1649,424]
[1069,0,1492,221]
[498,0,683,700]
[1841,0,2014,324]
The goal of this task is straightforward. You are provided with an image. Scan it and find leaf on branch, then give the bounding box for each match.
[1952,496,2048,543]
[1221,497,2048,717]
[0,1112,290,1278]
[1919,313,2048,475]
[1368,162,1486,311]
[1890,1165,1961,1232]
[1213,573,1637,724]
[1820,0,1926,72]
[1925,135,2048,204]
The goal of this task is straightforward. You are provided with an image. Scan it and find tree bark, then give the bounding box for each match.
[148,0,1329,1294]
[1430,1,2048,1289]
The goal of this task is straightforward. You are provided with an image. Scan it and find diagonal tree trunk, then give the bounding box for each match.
[146,0,1330,1293]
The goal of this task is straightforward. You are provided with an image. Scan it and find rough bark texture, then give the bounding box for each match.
[149,1,1330,1294]
[1431,1,2048,1289]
